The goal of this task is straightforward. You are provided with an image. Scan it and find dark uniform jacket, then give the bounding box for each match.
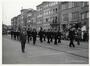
[68,30,75,40]
[20,31,27,43]
[57,31,61,39]
[38,30,43,37]
[32,31,37,38]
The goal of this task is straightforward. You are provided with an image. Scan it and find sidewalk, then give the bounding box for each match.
[3,35,89,59]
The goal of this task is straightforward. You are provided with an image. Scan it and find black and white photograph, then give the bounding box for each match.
[2,0,89,64]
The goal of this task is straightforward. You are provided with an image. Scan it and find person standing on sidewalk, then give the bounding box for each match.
[68,28,75,47]
[20,27,27,53]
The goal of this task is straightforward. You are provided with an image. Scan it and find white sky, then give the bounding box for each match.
[2,0,89,25]
[2,0,44,25]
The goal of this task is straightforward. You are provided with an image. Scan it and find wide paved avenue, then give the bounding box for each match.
[2,37,88,64]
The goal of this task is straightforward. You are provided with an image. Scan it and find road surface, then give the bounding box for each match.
[2,36,88,64]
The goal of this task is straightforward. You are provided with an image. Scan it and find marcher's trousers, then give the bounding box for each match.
[69,39,75,47]
[21,42,26,53]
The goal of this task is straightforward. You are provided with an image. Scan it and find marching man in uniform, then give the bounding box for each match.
[20,26,27,53]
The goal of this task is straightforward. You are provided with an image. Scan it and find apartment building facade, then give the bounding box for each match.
[26,9,37,29]
[59,2,83,32]
[11,16,18,31]
[36,2,60,30]
[11,8,37,31]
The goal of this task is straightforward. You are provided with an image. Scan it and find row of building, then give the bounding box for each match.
[2,24,12,34]
[11,8,37,31]
[11,2,89,32]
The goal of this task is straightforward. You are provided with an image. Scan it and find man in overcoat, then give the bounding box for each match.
[20,27,27,53]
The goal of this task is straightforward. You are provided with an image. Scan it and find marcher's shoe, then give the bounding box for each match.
[73,45,75,48]
[58,41,61,43]
[77,43,80,45]
[33,43,35,45]
[22,51,25,53]
[69,45,71,47]
[54,43,57,45]
[22,50,25,53]
[48,42,50,44]
[47,41,50,44]
[40,41,43,43]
